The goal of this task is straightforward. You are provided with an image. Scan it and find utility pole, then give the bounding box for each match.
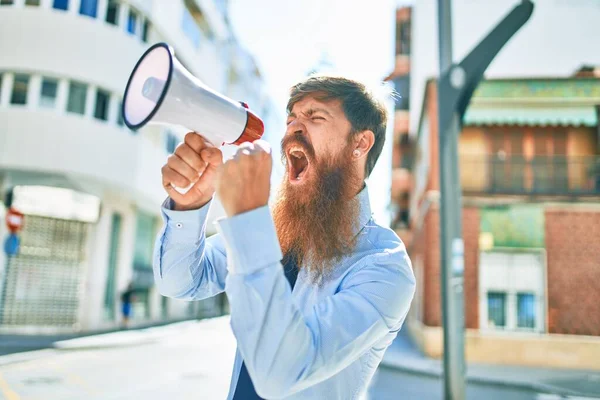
[436,1,534,399]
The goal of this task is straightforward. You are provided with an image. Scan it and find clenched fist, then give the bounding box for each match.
[216,140,272,217]
[161,132,223,211]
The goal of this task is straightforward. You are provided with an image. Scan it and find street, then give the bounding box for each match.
[369,366,546,400]
[1,317,593,400]
[0,319,237,400]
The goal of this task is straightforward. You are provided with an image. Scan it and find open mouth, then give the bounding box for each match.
[288,146,310,182]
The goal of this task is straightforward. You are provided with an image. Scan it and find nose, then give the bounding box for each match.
[285,118,306,137]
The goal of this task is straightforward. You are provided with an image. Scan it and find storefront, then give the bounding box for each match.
[0,185,100,332]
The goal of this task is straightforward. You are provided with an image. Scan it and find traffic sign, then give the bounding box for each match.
[5,207,24,233]
[4,233,20,256]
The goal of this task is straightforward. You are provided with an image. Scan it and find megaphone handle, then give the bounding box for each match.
[171,182,193,195]
[170,132,217,195]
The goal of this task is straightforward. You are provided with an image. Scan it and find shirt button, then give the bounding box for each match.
[175,222,183,229]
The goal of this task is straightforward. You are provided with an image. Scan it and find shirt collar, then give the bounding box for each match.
[354,183,372,237]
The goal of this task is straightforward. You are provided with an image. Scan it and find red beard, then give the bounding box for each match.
[272,138,361,284]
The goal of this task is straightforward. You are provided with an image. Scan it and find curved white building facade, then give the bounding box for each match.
[0,0,283,333]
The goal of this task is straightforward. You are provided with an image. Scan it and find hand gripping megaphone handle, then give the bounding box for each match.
[170,132,217,195]
[169,101,261,195]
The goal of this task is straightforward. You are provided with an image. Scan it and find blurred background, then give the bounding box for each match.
[0,0,599,399]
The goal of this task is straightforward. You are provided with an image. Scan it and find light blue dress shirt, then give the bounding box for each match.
[153,186,416,399]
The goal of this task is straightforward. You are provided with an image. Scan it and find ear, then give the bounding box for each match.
[352,130,375,160]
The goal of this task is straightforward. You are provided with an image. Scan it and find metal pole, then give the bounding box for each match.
[437,0,466,399]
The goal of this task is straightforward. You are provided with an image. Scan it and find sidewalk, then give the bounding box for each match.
[0,319,215,369]
[0,317,237,400]
[2,318,600,398]
[0,318,195,357]
[381,327,600,398]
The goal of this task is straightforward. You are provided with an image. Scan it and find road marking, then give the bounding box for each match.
[537,394,600,399]
[46,359,98,396]
[0,371,21,400]
[66,373,97,395]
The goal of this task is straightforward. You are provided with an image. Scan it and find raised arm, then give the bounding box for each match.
[153,199,228,300]
[213,140,416,398]
[218,206,415,398]
[153,132,226,300]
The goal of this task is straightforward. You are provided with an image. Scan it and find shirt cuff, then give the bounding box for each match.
[161,197,211,244]
[216,206,283,275]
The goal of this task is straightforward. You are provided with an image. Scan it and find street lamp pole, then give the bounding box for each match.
[436,1,535,399]
[437,1,466,398]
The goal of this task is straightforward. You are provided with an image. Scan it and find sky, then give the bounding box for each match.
[229,0,399,109]
[227,0,401,224]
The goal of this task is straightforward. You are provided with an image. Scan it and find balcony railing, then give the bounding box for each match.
[461,155,600,196]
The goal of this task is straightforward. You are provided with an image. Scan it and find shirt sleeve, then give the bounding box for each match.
[217,206,416,399]
[153,197,229,300]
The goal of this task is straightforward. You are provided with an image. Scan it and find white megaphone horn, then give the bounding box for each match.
[122,42,264,146]
[122,42,264,193]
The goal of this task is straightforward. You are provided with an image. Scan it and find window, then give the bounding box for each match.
[0,0,14,5]
[105,0,119,25]
[181,8,201,48]
[480,251,545,333]
[531,130,568,193]
[40,78,58,108]
[487,128,570,194]
[517,293,536,329]
[141,19,150,42]
[67,81,87,115]
[161,295,168,319]
[104,213,122,320]
[183,0,213,41]
[228,67,239,85]
[25,0,41,5]
[53,0,68,11]
[127,8,138,35]
[133,211,156,269]
[487,292,506,328]
[79,0,98,18]
[401,21,411,55]
[11,74,29,105]
[94,89,110,121]
[165,131,178,154]
[117,100,125,126]
[393,75,410,110]
[396,20,411,56]
[214,0,227,16]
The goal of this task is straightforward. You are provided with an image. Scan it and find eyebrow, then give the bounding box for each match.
[287,108,333,119]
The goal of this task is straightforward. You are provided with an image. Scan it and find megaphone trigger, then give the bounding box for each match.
[171,182,193,195]
[169,131,216,195]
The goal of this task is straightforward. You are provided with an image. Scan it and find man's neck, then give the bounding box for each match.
[349,180,366,199]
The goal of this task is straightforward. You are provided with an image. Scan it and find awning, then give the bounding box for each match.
[463,107,598,127]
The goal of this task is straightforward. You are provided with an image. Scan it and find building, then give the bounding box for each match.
[389,0,600,371]
[386,6,413,240]
[0,0,283,334]
[409,0,600,134]
[408,75,600,371]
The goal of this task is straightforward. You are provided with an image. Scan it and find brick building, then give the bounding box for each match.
[386,7,413,237]
[397,75,600,370]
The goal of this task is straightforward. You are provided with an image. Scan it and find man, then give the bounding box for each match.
[120,282,135,329]
[154,76,415,399]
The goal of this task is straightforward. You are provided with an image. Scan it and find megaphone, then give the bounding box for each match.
[122,42,264,147]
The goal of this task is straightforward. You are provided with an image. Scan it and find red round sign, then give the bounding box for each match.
[6,207,24,233]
